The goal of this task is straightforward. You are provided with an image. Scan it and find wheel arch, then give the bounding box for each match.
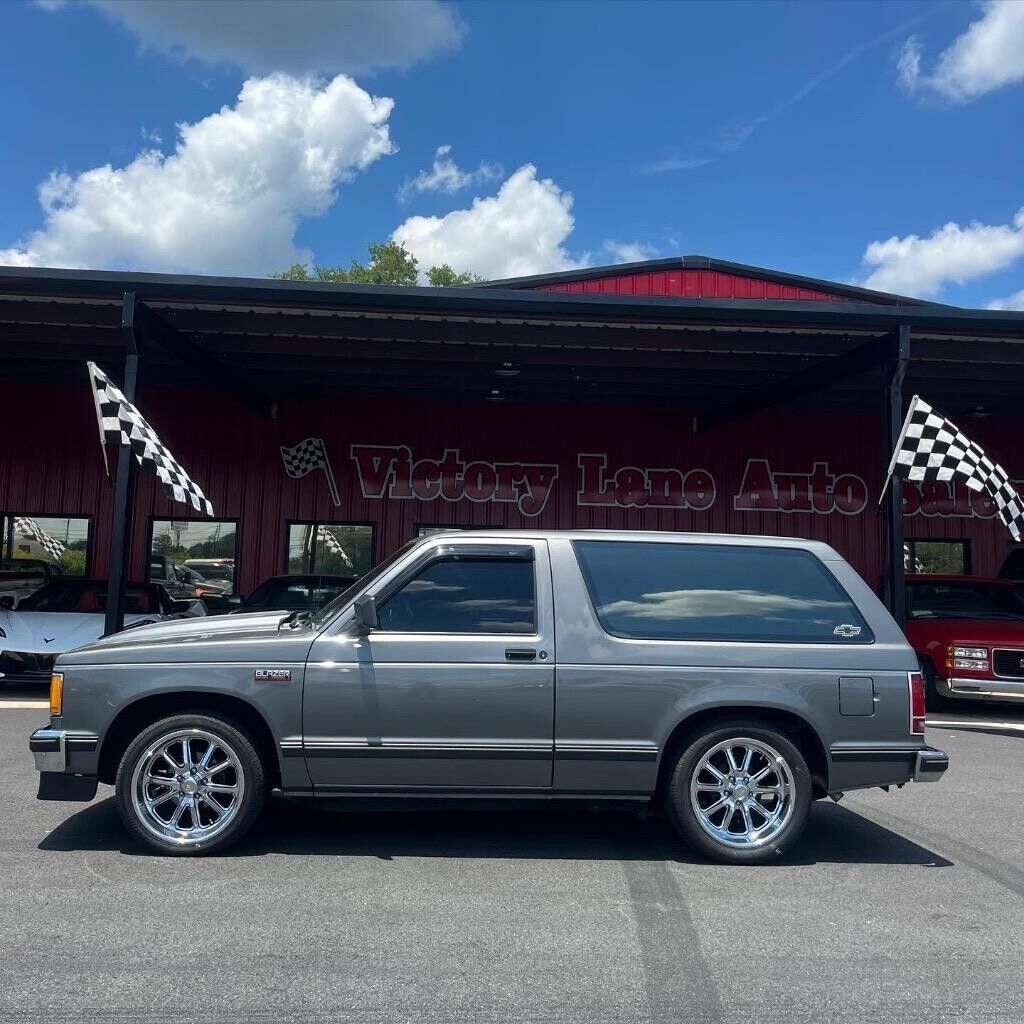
[97,690,281,789]
[654,705,830,801]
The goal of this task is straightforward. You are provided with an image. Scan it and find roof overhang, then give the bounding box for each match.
[2,265,1024,417]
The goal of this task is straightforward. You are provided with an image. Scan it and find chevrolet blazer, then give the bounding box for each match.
[29,531,948,863]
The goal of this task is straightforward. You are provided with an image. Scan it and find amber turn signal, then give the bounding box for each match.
[49,672,63,717]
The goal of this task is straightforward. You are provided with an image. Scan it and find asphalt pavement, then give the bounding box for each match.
[1,698,1022,1024]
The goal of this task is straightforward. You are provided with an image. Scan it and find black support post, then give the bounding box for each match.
[103,292,140,637]
[882,325,911,626]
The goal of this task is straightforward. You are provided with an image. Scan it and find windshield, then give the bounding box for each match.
[18,581,160,614]
[311,538,422,627]
[243,577,353,612]
[906,581,1024,621]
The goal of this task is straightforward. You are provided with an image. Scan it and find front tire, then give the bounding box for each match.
[665,720,811,865]
[115,712,267,855]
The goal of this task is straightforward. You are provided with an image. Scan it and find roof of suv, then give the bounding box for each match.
[416,529,843,559]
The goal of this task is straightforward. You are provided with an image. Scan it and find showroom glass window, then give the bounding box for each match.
[573,540,873,644]
[905,539,970,575]
[150,519,239,593]
[1,515,90,576]
[378,555,536,634]
[285,523,374,578]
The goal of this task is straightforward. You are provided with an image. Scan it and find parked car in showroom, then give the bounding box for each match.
[181,559,235,592]
[0,558,63,606]
[903,574,1024,707]
[148,555,232,603]
[231,574,356,614]
[29,531,945,862]
[0,579,204,687]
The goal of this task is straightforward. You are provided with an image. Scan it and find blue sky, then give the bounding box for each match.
[2,0,1024,307]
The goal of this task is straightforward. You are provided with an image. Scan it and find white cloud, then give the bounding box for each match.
[859,209,1024,297]
[397,145,502,202]
[0,74,395,275]
[633,157,711,176]
[392,165,581,280]
[603,241,659,264]
[37,0,462,75]
[898,1,1024,102]
[987,289,1024,310]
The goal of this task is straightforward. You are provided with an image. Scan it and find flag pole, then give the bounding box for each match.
[878,393,919,509]
[322,458,341,507]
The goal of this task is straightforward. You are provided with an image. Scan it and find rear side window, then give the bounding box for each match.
[573,541,873,644]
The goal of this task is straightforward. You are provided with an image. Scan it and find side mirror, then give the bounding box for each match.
[353,593,378,634]
[228,594,242,606]
[0,595,15,610]
[169,599,193,614]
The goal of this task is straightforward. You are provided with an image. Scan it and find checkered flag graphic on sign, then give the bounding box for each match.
[280,437,340,506]
[87,362,214,517]
[887,395,1024,541]
[13,516,66,561]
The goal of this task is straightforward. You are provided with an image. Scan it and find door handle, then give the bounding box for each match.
[505,648,537,661]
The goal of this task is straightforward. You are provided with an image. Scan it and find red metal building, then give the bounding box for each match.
[2,256,1024,604]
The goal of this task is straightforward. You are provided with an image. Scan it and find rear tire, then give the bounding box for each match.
[665,719,812,865]
[115,712,267,855]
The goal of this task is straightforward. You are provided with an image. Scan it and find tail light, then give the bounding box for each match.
[909,670,926,734]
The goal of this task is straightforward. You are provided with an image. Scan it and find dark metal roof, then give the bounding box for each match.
[474,254,943,307]
[2,264,1024,416]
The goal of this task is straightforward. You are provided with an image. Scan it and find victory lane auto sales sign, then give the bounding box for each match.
[347,445,1005,521]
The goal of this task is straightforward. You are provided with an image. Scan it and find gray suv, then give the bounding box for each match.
[29,531,947,863]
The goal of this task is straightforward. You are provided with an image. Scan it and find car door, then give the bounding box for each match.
[302,539,555,790]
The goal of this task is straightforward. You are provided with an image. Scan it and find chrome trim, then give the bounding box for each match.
[948,678,1024,700]
[30,728,67,772]
[913,747,949,783]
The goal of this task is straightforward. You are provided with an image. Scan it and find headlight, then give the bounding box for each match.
[49,672,63,717]
[952,646,988,660]
[948,644,989,674]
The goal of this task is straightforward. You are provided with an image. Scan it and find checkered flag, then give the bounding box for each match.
[13,516,66,561]
[317,526,354,568]
[885,395,1024,541]
[280,437,340,506]
[87,362,214,517]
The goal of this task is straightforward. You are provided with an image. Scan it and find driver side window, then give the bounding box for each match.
[377,557,536,634]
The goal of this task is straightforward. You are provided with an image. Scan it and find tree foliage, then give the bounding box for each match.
[273,241,481,287]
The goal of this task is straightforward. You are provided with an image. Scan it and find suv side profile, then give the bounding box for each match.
[29,531,946,864]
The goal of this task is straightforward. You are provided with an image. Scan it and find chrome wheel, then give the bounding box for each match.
[689,736,795,849]
[130,728,245,847]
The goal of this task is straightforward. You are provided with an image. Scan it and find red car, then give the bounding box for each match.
[903,574,1024,707]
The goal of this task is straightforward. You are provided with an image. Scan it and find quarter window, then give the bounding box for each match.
[573,541,873,644]
[378,556,536,634]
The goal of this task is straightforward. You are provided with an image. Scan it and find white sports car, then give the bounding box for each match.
[0,579,205,686]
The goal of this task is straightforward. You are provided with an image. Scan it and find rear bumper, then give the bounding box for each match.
[29,727,100,801]
[913,746,949,783]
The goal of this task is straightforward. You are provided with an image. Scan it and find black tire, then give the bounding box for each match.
[115,712,267,856]
[919,657,949,712]
[664,719,812,865]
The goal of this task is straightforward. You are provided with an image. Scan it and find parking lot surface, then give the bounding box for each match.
[1,701,1022,1024]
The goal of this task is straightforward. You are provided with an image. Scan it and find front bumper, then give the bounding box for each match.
[29,728,99,802]
[941,677,1024,702]
[914,746,949,783]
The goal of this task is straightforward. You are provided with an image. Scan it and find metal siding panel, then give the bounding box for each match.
[1,384,1015,593]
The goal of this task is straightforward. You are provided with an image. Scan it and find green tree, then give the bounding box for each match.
[273,241,481,287]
